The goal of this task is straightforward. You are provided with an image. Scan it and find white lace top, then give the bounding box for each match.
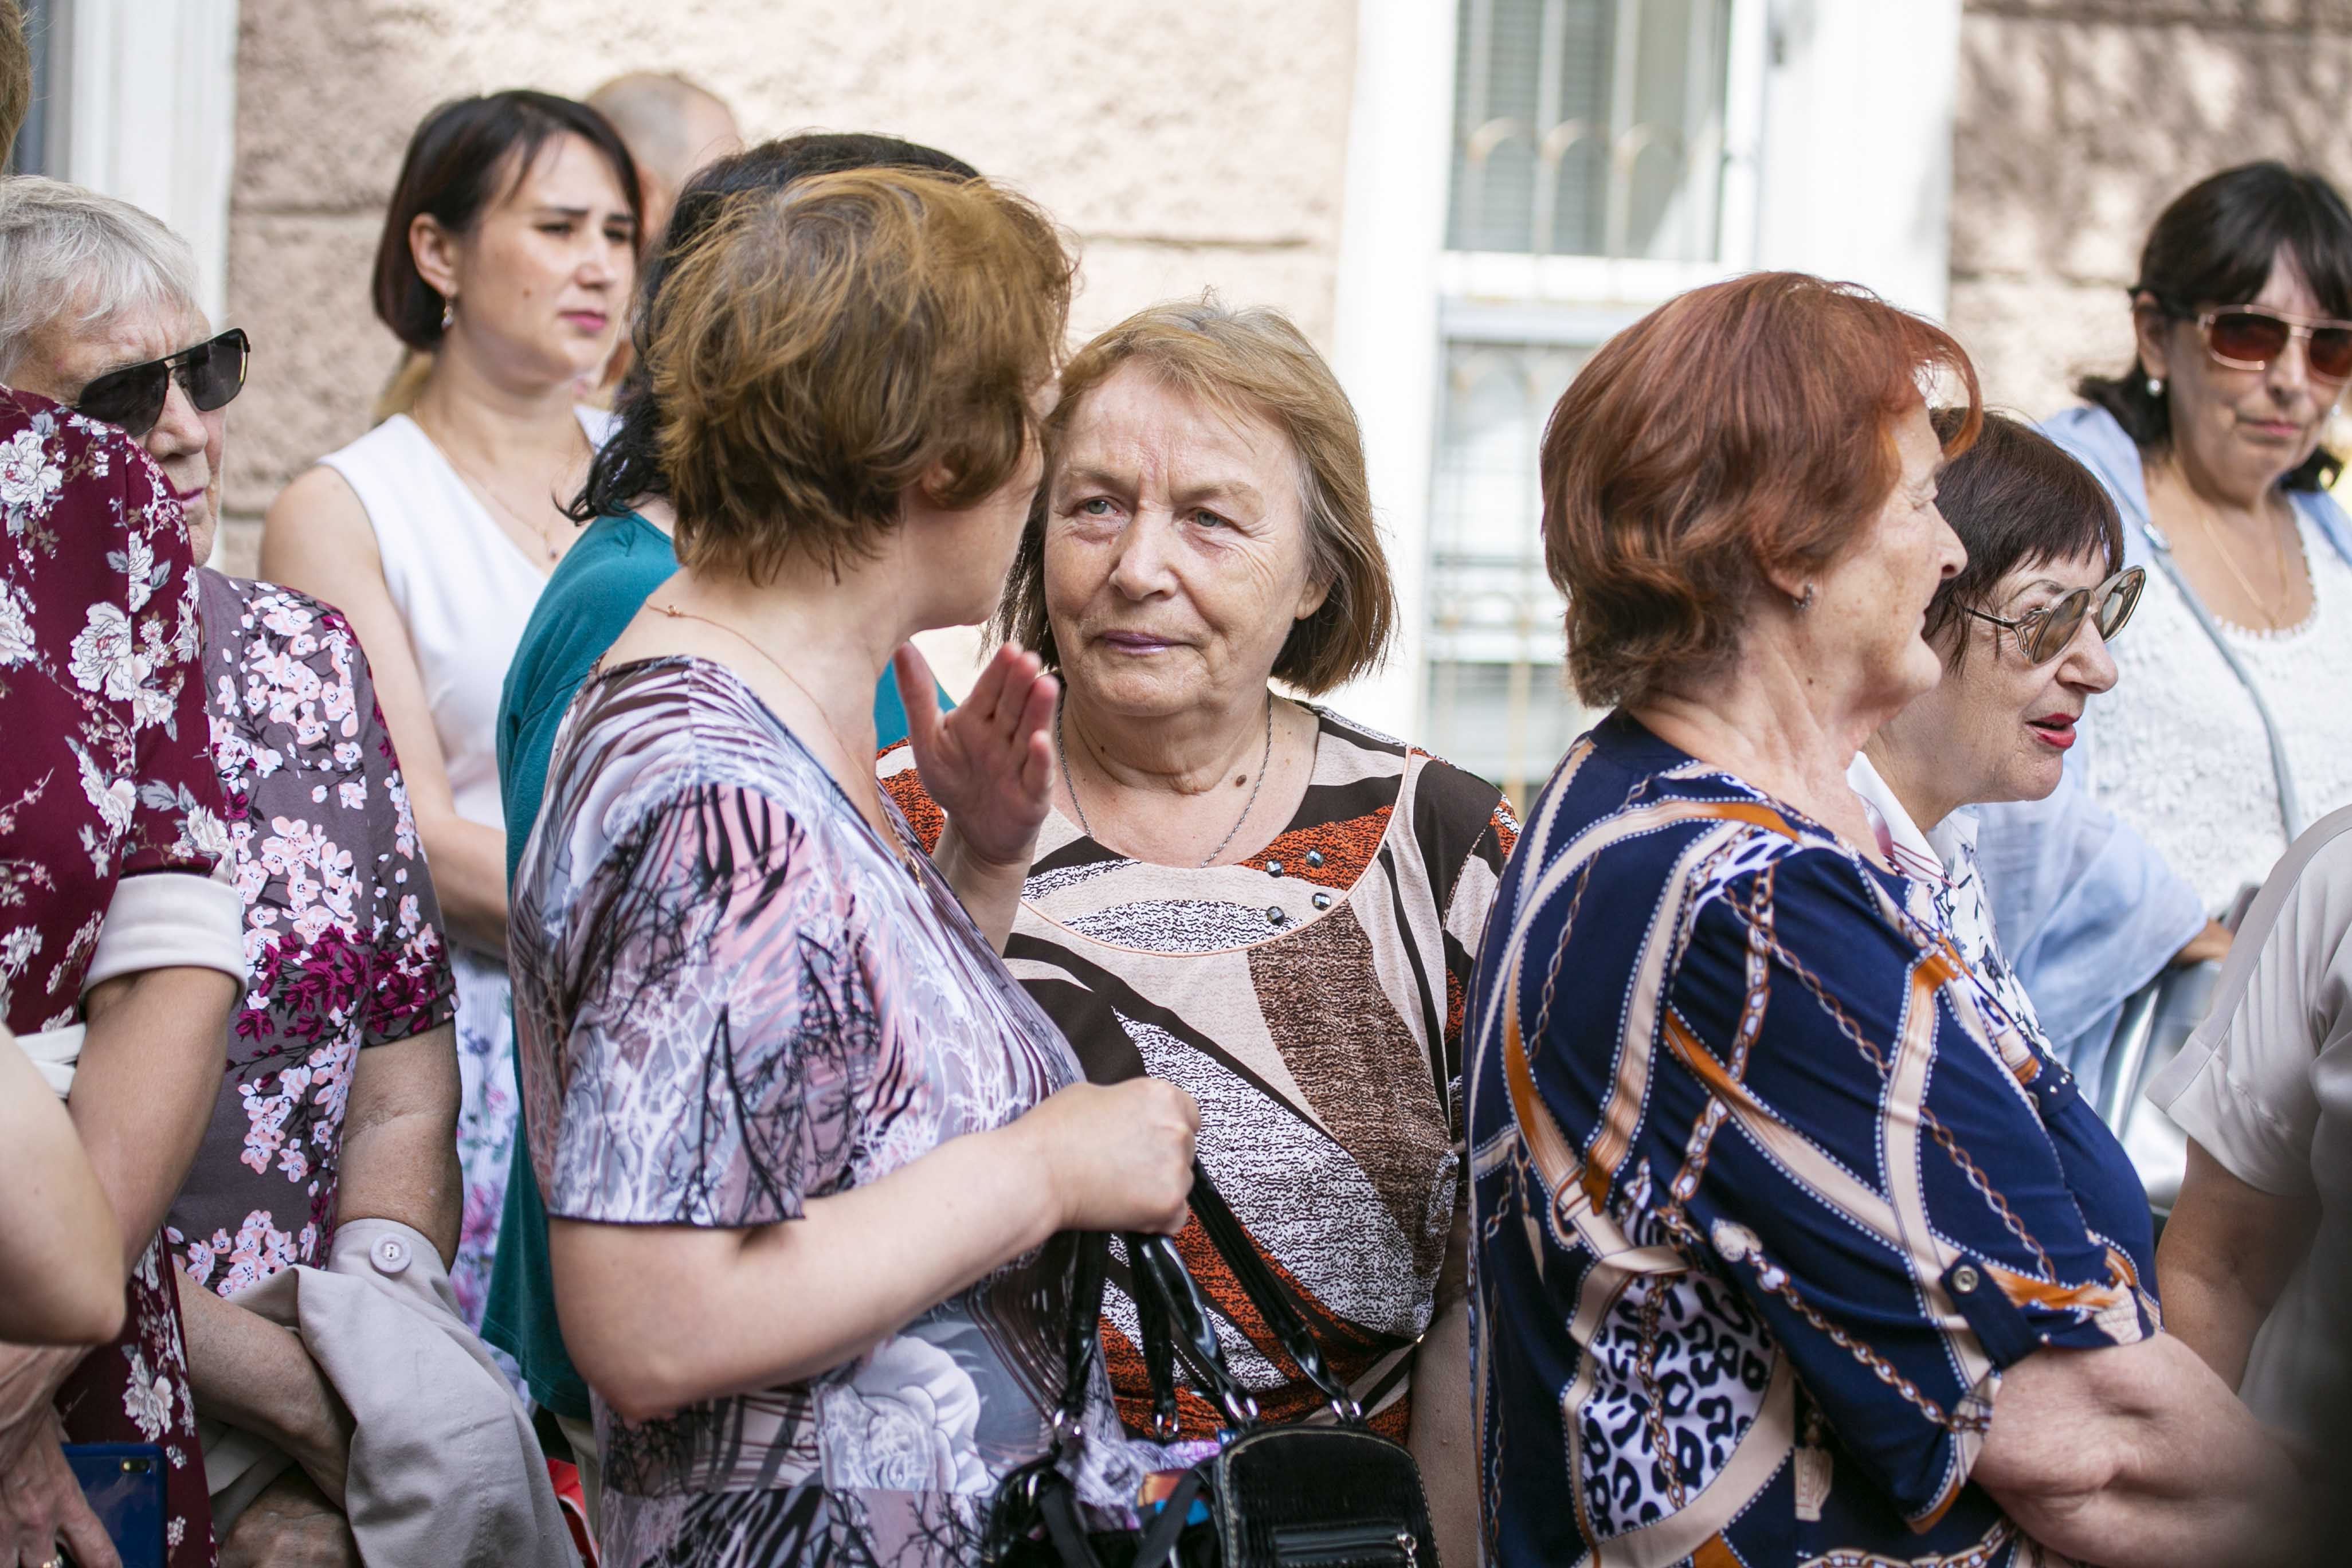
[2076,510,2352,914]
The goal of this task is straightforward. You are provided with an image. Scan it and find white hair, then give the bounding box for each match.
[0,175,200,381]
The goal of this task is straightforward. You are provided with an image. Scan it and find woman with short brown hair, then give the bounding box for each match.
[1467,271,2311,1566]
[883,295,1508,1566]
[509,168,1199,1568]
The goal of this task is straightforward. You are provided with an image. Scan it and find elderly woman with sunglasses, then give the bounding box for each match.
[1849,411,2141,1057]
[1977,162,2352,1084]
[0,179,486,1567]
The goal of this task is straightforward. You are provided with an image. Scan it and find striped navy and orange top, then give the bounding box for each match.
[1465,711,2159,1566]
[881,703,1517,1448]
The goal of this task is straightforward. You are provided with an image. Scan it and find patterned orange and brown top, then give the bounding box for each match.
[879,703,1518,1447]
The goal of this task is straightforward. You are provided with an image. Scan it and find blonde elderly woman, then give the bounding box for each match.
[880,297,1511,1566]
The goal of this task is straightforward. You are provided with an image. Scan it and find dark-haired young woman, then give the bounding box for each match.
[259,89,640,1333]
[1977,161,2352,1087]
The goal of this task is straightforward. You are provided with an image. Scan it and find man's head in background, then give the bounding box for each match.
[586,72,742,249]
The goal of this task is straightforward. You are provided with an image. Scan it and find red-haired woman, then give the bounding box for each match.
[1465,272,2312,1566]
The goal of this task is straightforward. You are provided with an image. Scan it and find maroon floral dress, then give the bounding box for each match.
[0,388,233,1567]
[167,571,456,1293]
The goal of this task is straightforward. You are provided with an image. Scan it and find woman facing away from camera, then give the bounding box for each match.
[483,129,978,1533]
[509,169,1197,1566]
[1979,161,2352,1081]
[1466,271,2313,1567]
[261,89,640,1331]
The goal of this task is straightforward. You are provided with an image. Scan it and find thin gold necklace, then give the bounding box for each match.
[650,600,919,879]
[2174,471,2298,625]
[411,413,574,565]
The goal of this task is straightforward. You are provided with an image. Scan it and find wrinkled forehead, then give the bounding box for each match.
[49,289,210,377]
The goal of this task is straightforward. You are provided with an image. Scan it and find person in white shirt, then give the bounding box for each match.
[1852,410,2141,1067]
[2150,805,2352,1447]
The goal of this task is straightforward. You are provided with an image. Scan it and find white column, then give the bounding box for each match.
[1323,0,1460,740]
[54,0,241,324]
[1753,0,1960,320]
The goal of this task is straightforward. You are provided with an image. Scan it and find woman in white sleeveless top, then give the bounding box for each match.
[261,92,641,1332]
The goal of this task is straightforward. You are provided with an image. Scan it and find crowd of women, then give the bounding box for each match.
[3,2,2351,1563]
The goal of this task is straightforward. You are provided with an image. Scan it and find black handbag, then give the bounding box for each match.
[982,1166,1440,1568]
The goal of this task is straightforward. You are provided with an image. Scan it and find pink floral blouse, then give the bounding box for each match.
[167,571,456,1293]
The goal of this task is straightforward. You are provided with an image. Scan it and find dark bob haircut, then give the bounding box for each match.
[1923,408,2123,667]
[1542,271,1981,708]
[2081,160,2352,491]
[371,89,643,351]
[570,132,978,525]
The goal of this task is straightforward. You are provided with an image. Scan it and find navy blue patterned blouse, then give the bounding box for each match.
[1465,712,2159,1566]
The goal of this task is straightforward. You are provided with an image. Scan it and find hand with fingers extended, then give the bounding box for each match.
[0,1406,120,1568]
[1011,1077,1200,1237]
[896,641,1059,872]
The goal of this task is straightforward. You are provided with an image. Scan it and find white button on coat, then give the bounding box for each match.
[370,1235,411,1275]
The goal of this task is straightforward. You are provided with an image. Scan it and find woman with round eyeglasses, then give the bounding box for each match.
[1849,411,2141,1061]
[1975,160,2352,1084]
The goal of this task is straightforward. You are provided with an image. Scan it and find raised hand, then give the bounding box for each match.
[896,640,1059,871]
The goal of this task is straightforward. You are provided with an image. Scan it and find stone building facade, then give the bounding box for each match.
[25,0,2352,768]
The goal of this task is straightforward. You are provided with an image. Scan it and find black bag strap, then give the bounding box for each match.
[1049,1233,1111,1431]
[1182,1162,1366,1424]
[1128,1230,1263,1431]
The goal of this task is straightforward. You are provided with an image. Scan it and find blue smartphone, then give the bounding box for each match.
[60,1443,166,1568]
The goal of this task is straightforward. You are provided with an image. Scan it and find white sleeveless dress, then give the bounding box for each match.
[317,407,616,1336]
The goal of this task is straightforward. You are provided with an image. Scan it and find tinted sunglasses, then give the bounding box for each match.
[74,328,250,439]
[2186,304,2352,383]
[1959,566,2145,664]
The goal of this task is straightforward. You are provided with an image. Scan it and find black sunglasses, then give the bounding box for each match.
[74,328,250,440]
[1959,566,2146,664]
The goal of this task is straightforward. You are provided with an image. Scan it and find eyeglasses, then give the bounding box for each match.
[2184,304,2352,383]
[73,328,250,439]
[1959,566,2146,664]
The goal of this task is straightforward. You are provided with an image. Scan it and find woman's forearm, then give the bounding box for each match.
[932,819,1028,954]
[73,965,238,1260]
[417,812,510,956]
[338,1026,464,1263]
[0,1039,126,1344]
[2157,1140,2317,1389]
[176,1269,352,1507]
[1979,1334,2314,1567]
[552,1119,1065,1423]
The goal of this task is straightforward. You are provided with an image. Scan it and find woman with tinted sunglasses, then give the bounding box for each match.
[1975,160,2352,1088]
[1849,411,2138,1068]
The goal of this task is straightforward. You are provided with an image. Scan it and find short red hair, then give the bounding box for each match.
[1541,272,1981,706]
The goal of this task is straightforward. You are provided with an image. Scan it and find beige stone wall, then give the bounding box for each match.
[1950,0,2352,420]
[215,0,1360,577]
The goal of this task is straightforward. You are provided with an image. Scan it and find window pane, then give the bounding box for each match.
[6,0,57,177]
[1447,0,1732,262]
[1424,338,1602,806]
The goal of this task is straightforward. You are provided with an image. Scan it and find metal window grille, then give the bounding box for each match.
[1447,0,1732,262]
[1422,338,1601,810]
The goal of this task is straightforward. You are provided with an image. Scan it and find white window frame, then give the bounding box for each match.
[37,0,241,325]
[1327,0,1959,746]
